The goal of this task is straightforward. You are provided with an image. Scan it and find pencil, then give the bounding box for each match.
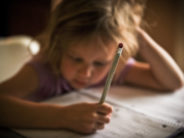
[99,43,123,104]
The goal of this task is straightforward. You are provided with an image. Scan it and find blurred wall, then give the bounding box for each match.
[0,0,183,71]
[143,0,184,71]
[0,0,50,37]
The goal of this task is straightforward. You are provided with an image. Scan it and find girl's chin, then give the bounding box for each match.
[71,80,89,89]
[72,85,87,90]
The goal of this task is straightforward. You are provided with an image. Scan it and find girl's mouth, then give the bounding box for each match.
[73,79,89,88]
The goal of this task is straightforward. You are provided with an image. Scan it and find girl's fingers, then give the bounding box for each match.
[96,114,111,124]
[96,103,113,115]
[95,122,105,130]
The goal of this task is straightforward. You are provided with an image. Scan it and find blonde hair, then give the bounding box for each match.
[37,0,146,75]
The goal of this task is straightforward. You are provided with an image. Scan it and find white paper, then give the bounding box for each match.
[14,86,184,138]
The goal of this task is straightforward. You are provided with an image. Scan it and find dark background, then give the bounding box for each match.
[0,0,50,37]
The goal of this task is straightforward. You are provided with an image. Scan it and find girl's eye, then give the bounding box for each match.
[68,55,83,63]
[93,62,106,67]
[74,57,83,63]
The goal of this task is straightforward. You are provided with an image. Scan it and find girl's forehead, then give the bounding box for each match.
[66,41,117,60]
[69,36,117,50]
[66,34,117,52]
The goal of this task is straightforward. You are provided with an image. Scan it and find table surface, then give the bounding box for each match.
[6,85,184,138]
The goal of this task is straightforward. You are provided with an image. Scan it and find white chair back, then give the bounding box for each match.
[0,36,40,83]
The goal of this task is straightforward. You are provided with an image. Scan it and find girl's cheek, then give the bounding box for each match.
[94,68,108,78]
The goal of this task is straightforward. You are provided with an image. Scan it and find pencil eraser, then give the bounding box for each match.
[118,43,123,48]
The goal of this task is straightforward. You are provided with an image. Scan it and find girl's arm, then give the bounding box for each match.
[0,95,112,134]
[0,65,62,128]
[0,94,65,128]
[0,65,112,134]
[124,28,184,91]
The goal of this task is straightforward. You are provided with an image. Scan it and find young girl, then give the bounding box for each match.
[0,0,184,134]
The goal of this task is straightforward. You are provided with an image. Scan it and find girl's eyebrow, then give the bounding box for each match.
[66,51,81,57]
[67,49,114,63]
[67,49,81,55]
[67,52,112,64]
[93,59,113,65]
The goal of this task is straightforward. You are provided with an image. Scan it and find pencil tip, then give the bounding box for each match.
[118,43,123,48]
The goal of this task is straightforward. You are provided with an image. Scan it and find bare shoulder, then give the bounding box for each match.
[124,61,164,90]
[0,64,39,98]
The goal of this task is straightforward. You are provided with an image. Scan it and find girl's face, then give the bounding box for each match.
[60,41,117,89]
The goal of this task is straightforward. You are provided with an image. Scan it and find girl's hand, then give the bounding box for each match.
[61,102,112,134]
[133,26,184,90]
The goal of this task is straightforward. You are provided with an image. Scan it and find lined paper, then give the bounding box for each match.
[14,86,184,138]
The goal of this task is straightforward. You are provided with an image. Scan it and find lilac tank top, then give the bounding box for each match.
[26,58,135,101]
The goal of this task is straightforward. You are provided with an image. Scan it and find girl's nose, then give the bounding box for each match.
[79,64,93,78]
